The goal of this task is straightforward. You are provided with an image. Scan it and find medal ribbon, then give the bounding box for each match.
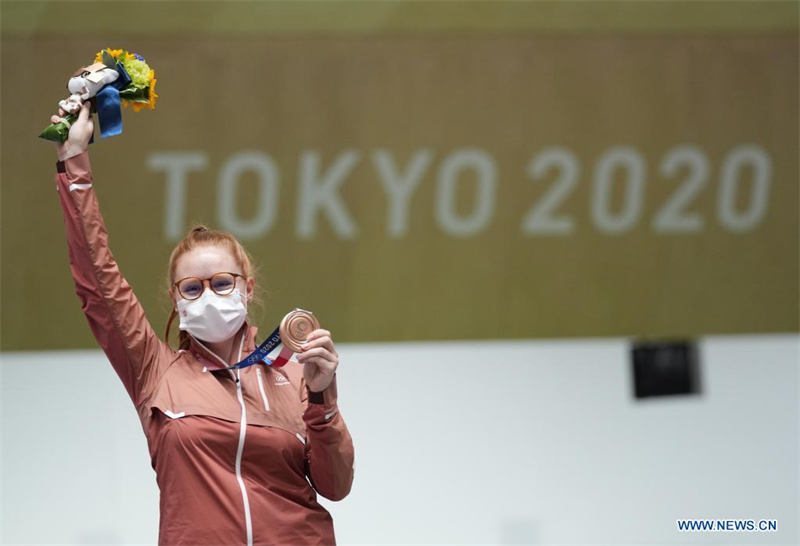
[225,326,293,371]
[96,61,132,138]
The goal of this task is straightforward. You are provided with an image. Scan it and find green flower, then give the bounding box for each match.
[122,58,152,89]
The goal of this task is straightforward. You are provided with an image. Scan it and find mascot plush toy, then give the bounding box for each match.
[40,48,157,142]
[58,63,120,115]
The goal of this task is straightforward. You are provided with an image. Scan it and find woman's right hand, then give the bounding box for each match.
[51,101,93,161]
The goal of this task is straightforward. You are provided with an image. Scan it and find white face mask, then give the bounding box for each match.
[177,288,247,343]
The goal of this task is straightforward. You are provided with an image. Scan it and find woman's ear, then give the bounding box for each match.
[246,277,255,302]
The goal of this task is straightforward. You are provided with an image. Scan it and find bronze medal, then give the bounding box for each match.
[279,309,320,353]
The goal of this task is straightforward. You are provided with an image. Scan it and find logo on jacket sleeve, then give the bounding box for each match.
[274,374,291,386]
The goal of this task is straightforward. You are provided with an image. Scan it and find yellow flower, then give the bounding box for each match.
[148,76,158,109]
[94,47,124,64]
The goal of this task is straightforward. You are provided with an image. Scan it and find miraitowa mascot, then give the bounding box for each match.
[58,62,120,115]
[40,50,133,142]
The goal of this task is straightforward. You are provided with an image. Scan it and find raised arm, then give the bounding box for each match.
[52,102,173,405]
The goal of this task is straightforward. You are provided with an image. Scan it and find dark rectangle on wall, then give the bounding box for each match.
[631,341,701,399]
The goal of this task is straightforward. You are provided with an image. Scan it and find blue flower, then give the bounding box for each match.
[134,53,145,61]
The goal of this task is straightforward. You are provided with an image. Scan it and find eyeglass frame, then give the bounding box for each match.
[172,272,247,301]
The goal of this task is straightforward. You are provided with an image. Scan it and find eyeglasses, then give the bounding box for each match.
[174,272,245,300]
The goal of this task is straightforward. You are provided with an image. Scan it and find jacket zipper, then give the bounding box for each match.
[256,368,270,411]
[228,338,253,546]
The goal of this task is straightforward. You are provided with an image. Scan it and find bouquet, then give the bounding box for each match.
[39,48,158,142]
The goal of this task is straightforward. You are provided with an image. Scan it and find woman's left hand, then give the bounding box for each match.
[297,329,339,393]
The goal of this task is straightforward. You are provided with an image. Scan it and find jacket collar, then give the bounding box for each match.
[187,320,260,371]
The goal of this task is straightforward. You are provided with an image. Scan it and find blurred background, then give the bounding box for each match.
[1,1,798,544]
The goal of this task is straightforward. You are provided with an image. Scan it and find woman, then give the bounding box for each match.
[50,101,354,545]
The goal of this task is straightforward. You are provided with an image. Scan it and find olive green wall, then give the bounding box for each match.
[2,1,797,350]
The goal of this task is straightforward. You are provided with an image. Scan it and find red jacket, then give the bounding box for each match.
[55,152,354,545]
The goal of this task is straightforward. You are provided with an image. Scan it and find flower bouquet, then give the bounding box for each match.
[39,48,157,142]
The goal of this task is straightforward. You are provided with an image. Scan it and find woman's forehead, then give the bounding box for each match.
[175,246,240,278]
